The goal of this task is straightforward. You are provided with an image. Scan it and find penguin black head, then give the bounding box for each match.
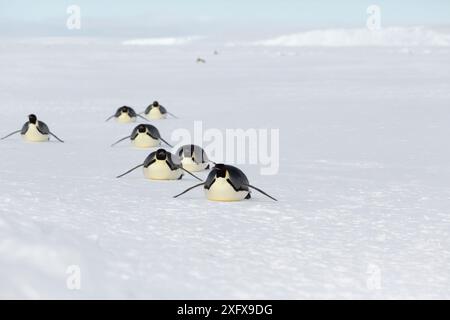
[214,164,227,178]
[152,101,159,107]
[156,149,167,160]
[138,125,146,133]
[28,114,37,124]
[179,145,193,159]
[121,106,129,113]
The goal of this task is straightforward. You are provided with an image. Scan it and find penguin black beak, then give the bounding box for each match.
[121,107,128,113]
[138,125,146,133]
[153,101,159,107]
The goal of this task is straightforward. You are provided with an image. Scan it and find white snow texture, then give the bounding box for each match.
[0,34,449,299]
[252,27,450,47]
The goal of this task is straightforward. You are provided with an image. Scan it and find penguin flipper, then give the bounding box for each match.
[167,111,178,119]
[105,115,115,122]
[245,193,251,200]
[159,137,173,148]
[173,183,205,198]
[50,132,64,143]
[1,129,22,140]
[116,164,144,178]
[159,106,168,114]
[37,121,50,135]
[21,122,30,134]
[111,136,131,147]
[226,178,242,192]
[244,184,278,202]
[179,167,203,181]
[137,114,150,122]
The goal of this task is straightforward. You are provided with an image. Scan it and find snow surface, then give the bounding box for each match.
[0,38,450,299]
[251,27,450,47]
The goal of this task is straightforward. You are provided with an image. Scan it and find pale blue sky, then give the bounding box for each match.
[0,0,449,37]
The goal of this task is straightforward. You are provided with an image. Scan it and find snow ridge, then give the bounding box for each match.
[252,27,450,47]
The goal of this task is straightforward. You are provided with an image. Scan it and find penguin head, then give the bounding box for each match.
[214,164,227,178]
[121,106,129,113]
[28,114,37,124]
[179,145,193,159]
[137,124,147,133]
[152,101,159,107]
[156,149,168,160]
[179,144,206,163]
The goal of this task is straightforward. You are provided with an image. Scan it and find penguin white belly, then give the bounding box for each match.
[206,178,249,202]
[132,133,160,148]
[116,113,136,123]
[144,160,182,180]
[181,158,209,172]
[23,125,49,142]
[146,108,167,120]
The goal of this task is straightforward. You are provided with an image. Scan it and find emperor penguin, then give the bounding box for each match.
[106,106,148,123]
[111,124,173,148]
[116,149,202,181]
[143,101,177,120]
[174,164,277,202]
[176,144,212,172]
[1,114,64,143]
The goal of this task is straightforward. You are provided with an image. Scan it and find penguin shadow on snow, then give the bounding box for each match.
[1,114,65,143]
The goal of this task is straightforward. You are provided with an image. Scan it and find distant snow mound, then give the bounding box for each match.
[122,36,204,46]
[253,27,450,47]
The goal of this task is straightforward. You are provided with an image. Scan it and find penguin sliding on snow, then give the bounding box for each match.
[1,114,64,143]
[111,124,173,148]
[116,148,203,181]
[142,101,177,120]
[105,106,148,123]
[176,144,213,172]
[174,164,277,202]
